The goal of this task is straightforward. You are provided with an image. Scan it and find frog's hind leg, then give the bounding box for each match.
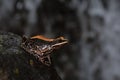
[39,55,51,66]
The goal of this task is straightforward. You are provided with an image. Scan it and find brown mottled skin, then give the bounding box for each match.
[21,35,68,66]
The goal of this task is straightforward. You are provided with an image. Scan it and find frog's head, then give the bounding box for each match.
[50,37,68,50]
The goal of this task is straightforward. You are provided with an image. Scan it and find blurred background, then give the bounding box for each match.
[0,0,120,80]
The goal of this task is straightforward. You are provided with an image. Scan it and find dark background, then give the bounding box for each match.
[0,0,120,80]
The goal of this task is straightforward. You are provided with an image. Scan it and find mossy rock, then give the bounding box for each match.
[0,31,61,80]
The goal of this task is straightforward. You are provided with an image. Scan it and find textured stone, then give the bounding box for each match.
[0,31,61,80]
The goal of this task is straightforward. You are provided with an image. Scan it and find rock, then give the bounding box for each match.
[0,31,62,80]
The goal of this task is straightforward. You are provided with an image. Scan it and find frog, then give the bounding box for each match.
[21,35,68,66]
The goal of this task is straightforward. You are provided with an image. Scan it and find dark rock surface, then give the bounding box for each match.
[0,31,62,80]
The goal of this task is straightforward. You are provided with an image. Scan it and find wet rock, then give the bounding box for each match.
[0,31,61,80]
